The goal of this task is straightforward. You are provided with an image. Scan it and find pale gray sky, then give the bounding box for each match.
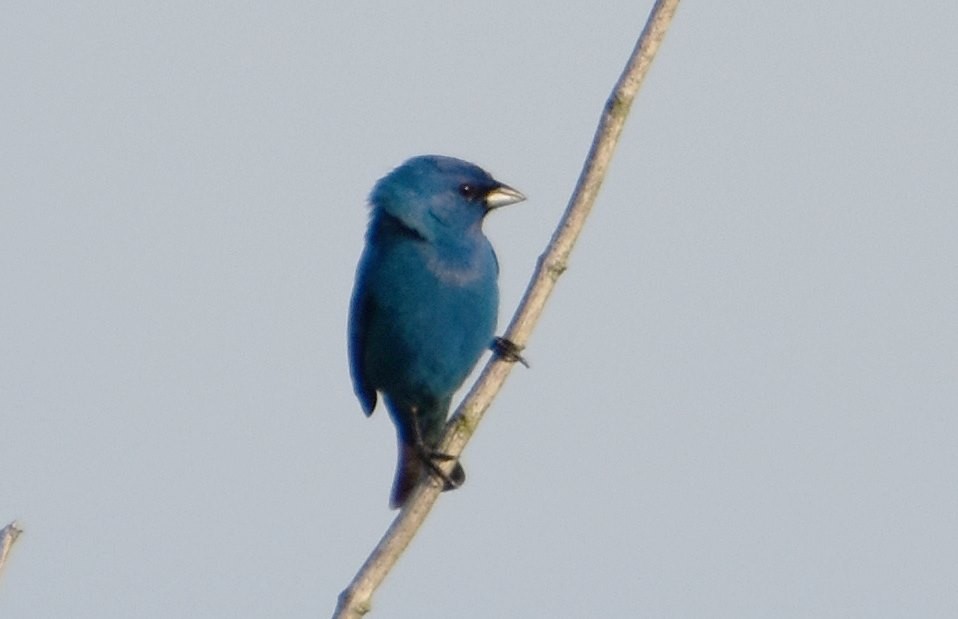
[3,2,957,617]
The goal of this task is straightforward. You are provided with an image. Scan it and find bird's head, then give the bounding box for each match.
[370,155,525,241]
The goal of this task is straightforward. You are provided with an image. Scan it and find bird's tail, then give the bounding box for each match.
[390,441,466,509]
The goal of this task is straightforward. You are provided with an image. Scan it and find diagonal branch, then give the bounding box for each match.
[333,1,682,616]
[0,521,23,583]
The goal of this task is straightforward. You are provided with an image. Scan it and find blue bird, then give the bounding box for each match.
[348,155,525,508]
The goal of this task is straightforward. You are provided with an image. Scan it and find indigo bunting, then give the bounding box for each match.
[348,155,525,508]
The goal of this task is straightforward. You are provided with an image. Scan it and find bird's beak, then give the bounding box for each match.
[484,184,526,210]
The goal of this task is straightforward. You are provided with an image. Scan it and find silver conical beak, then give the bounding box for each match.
[485,184,526,210]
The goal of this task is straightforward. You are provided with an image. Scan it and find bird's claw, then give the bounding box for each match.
[492,336,529,367]
[417,446,463,490]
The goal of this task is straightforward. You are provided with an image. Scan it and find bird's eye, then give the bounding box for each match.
[458,183,478,199]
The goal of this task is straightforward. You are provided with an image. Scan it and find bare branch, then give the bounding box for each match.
[0,521,23,583]
[333,2,682,616]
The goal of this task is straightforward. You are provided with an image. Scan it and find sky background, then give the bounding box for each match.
[3,2,957,617]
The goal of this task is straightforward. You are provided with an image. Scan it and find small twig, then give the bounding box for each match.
[333,2,682,617]
[0,521,24,583]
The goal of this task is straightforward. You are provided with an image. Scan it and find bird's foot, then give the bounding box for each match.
[492,336,529,367]
[416,446,464,491]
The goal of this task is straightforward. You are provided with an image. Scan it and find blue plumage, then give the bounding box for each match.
[348,155,524,508]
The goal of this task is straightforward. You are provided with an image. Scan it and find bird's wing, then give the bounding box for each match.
[348,277,378,417]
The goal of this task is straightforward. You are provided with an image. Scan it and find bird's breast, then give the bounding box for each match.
[423,243,496,287]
